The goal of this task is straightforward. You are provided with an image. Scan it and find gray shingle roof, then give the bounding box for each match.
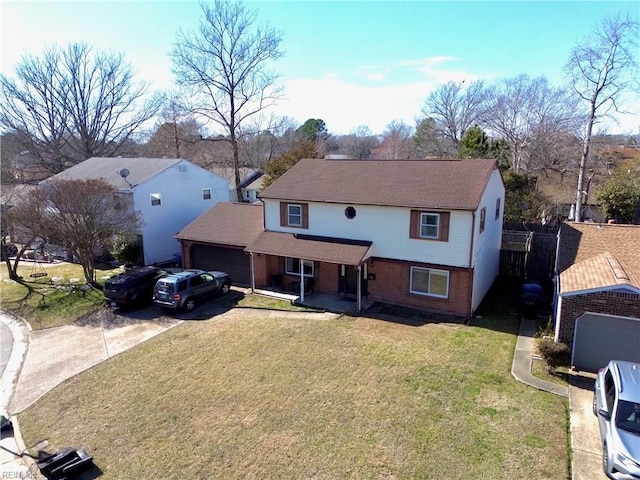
[259,158,500,210]
[41,157,188,189]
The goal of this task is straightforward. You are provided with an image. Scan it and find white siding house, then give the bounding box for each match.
[41,157,229,265]
[249,158,505,317]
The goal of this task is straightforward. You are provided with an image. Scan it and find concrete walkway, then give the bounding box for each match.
[0,310,181,478]
[511,316,569,397]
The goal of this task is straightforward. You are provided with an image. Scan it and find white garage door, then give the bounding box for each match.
[572,312,640,372]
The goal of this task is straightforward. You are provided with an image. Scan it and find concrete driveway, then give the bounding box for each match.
[570,372,608,480]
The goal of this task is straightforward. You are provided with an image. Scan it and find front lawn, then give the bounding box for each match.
[19,303,569,478]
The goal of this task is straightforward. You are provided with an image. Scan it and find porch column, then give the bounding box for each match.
[299,258,305,302]
[357,264,362,312]
[249,252,255,293]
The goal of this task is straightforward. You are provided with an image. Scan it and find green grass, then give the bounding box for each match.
[235,293,315,311]
[0,262,121,329]
[18,290,569,479]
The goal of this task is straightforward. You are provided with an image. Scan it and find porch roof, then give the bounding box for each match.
[247,232,372,265]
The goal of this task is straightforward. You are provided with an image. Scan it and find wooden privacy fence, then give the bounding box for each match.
[500,231,557,282]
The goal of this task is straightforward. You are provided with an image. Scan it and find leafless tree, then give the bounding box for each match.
[421,80,486,149]
[373,120,415,159]
[483,74,581,173]
[0,43,163,174]
[2,187,50,281]
[171,0,284,201]
[564,13,639,221]
[37,179,141,286]
[338,126,379,159]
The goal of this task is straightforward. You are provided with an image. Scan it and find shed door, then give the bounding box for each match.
[191,245,251,285]
[572,312,640,372]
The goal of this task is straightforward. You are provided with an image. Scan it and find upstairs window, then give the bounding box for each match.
[410,211,450,242]
[479,207,486,234]
[202,188,212,200]
[495,198,501,220]
[150,193,161,206]
[280,202,308,229]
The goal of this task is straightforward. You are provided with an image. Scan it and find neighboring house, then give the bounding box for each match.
[554,222,640,372]
[208,166,261,202]
[240,172,265,203]
[176,202,264,285]
[41,157,229,265]
[247,158,505,317]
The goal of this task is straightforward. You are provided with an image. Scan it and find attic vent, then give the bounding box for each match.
[178,164,187,172]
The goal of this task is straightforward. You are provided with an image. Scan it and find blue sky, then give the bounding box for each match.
[2,1,639,135]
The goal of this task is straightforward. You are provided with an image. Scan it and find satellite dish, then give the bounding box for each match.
[119,168,130,178]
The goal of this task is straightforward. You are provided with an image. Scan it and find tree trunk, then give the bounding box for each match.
[575,105,596,222]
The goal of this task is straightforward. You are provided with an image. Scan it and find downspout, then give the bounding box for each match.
[467,211,476,319]
[249,252,255,293]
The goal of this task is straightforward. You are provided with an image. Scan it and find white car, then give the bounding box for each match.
[593,360,640,480]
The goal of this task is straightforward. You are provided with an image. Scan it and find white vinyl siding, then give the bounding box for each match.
[410,267,449,298]
[263,200,473,267]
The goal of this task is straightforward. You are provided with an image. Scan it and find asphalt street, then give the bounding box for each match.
[0,322,12,379]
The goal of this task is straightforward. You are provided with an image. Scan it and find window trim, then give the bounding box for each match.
[288,203,302,227]
[410,210,450,242]
[285,258,314,278]
[409,266,449,298]
[420,212,440,239]
[280,202,309,229]
[150,193,161,206]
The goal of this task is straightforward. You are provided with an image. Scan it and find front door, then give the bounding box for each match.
[339,265,368,296]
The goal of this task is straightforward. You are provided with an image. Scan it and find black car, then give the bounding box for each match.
[104,266,168,309]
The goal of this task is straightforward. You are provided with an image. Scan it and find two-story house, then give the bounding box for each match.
[41,157,229,265]
[246,158,505,317]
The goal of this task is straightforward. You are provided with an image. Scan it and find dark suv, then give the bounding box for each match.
[104,266,167,309]
[152,269,231,311]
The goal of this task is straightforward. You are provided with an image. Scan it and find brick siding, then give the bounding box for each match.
[558,291,640,346]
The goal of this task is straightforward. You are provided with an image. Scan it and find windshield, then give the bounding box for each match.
[616,400,640,435]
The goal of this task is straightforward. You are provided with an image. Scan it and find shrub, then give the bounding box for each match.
[537,338,570,372]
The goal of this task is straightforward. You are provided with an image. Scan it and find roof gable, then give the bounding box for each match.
[41,157,214,190]
[260,158,500,210]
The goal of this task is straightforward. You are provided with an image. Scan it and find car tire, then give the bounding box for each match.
[184,298,197,312]
[221,282,230,295]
